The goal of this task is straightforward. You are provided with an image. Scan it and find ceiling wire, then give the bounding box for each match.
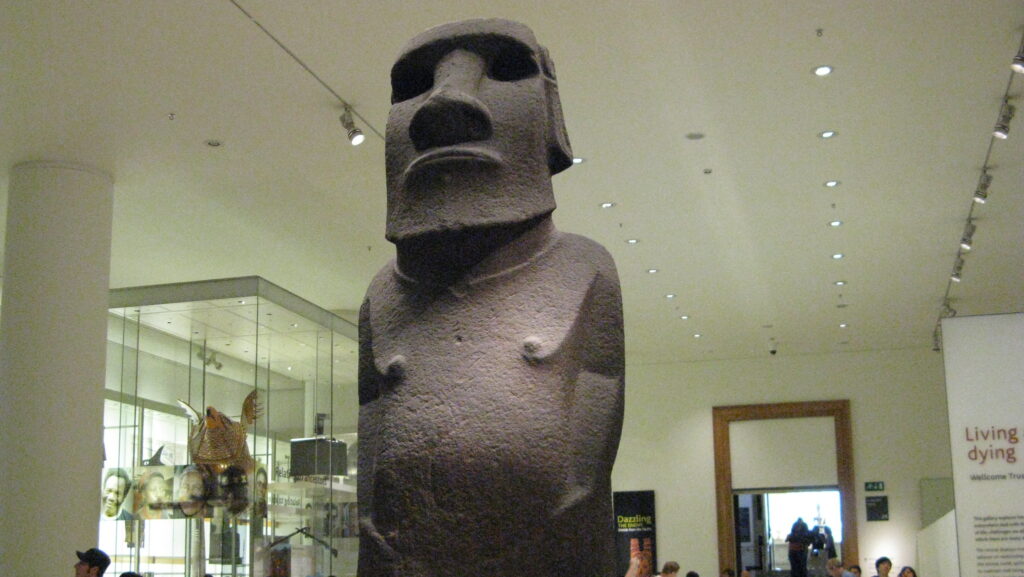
[228,0,384,140]
[933,36,1022,350]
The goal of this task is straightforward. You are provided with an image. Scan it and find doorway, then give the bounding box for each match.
[713,401,858,575]
[734,489,842,577]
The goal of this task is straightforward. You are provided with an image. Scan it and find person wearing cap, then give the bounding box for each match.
[75,548,110,577]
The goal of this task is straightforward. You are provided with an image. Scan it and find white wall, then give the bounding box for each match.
[611,347,952,576]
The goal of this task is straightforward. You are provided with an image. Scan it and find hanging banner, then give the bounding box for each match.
[614,490,657,577]
[942,313,1024,577]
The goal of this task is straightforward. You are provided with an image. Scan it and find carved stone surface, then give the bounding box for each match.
[358,19,624,577]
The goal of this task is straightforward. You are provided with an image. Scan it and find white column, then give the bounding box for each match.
[0,161,114,576]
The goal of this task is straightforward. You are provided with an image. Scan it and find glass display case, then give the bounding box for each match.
[101,277,359,577]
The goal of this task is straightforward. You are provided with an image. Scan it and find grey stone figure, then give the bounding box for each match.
[358,18,625,577]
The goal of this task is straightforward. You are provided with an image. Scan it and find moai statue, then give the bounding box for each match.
[358,19,625,577]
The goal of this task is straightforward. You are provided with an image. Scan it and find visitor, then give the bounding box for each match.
[74,548,110,577]
[786,517,813,577]
[873,557,893,577]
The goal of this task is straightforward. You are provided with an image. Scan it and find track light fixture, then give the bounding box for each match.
[951,256,964,283]
[993,101,1014,140]
[973,170,992,204]
[960,221,976,251]
[1013,41,1024,73]
[340,105,365,146]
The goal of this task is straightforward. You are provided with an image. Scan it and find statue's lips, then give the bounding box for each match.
[406,146,502,175]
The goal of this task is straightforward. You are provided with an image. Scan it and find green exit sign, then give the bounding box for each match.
[865,481,885,492]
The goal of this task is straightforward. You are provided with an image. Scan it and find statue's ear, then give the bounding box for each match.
[539,46,573,176]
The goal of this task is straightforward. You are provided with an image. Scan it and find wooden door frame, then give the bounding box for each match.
[713,400,858,573]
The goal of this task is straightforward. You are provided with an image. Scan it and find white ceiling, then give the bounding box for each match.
[2,1,1022,365]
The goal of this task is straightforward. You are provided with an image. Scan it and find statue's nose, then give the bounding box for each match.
[409,49,493,150]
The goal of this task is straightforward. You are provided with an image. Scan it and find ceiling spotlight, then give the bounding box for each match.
[1013,44,1024,73]
[665,294,676,299]
[825,180,840,188]
[340,105,365,146]
[994,102,1014,140]
[832,253,844,260]
[680,315,690,320]
[839,323,848,329]
[960,222,976,251]
[693,333,702,339]
[951,257,964,283]
[829,220,843,227]
[626,239,639,244]
[814,65,833,76]
[834,280,846,286]
[647,268,659,274]
[572,157,586,164]
[973,171,992,204]
[819,130,837,139]
[601,202,616,209]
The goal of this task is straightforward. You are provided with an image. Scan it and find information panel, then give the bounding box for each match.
[614,490,657,577]
[942,313,1024,577]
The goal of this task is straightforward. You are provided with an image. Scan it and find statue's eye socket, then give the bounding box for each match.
[488,46,538,82]
[392,67,434,103]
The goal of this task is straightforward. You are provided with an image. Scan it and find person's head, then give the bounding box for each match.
[685,571,700,577]
[792,517,808,532]
[826,558,845,577]
[897,567,916,577]
[119,572,143,577]
[254,467,268,500]
[721,570,735,577]
[384,18,572,244]
[176,465,209,517]
[849,564,862,577]
[74,548,110,577]
[875,557,892,575]
[101,469,131,517]
[141,471,168,506]
[661,562,680,576]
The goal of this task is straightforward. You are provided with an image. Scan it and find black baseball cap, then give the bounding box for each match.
[76,548,110,573]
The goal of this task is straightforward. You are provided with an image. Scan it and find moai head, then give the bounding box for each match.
[384,19,573,243]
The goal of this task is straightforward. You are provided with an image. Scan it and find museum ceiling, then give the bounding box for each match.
[1,0,1022,364]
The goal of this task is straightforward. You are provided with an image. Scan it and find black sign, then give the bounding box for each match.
[614,491,657,577]
[866,495,889,521]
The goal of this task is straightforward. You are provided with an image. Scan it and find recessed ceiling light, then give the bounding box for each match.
[290,323,299,328]
[237,299,246,304]
[825,180,840,188]
[573,157,585,164]
[829,220,843,227]
[205,139,222,147]
[693,333,702,338]
[819,130,837,139]
[680,315,690,320]
[287,366,292,371]
[647,268,659,274]
[814,65,833,76]
[600,202,616,209]
[839,323,848,328]
[832,253,844,260]
[666,294,676,299]
[626,239,639,244]
[834,280,846,286]
[685,132,705,140]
